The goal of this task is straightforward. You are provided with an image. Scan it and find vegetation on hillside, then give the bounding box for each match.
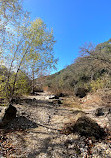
[0,1,111,101]
[44,40,111,96]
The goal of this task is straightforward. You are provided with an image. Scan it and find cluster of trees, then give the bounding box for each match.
[0,65,30,99]
[45,40,111,95]
[0,0,57,102]
[0,1,111,101]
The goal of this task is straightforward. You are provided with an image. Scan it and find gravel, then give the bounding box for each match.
[0,92,111,158]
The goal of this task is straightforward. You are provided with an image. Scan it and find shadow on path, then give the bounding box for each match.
[4,115,38,131]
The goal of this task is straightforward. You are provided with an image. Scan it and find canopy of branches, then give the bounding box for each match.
[0,0,57,101]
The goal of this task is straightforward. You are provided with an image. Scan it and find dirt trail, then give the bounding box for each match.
[0,92,111,158]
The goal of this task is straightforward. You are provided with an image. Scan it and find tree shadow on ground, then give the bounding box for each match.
[26,133,87,158]
[13,98,55,108]
[13,97,51,105]
[26,122,109,158]
[27,137,68,158]
[13,98,79,115]
[4,115,38,131]
[62,116,107,140]
[0,115,38,157]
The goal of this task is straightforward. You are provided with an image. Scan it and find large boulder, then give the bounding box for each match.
[0,104,17,127]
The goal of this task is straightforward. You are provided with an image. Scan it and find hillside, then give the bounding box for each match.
[1,1,111,157]
[0,40,111,157]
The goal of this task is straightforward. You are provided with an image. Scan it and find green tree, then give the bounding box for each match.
[25,19,57,94]
[0,0,29,99]
[0,66,30,100]
[0,1,57,102]
[0,0,28,54]
[1,18,57,101]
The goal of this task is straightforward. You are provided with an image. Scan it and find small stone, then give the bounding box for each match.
[95,108,104,116]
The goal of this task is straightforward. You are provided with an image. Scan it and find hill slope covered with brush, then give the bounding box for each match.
[44,40,111,96]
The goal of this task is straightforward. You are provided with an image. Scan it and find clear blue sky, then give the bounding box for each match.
[23,0,111,73]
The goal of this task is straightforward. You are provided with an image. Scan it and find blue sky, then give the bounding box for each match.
[23,0,111,73]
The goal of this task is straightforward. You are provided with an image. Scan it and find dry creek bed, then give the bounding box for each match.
[0,92,111,158]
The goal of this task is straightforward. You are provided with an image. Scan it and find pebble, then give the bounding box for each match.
[0,92,110,158]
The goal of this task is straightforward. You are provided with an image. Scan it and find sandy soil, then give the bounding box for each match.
[0,92,111,158]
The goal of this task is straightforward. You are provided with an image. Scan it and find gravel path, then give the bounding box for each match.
[0,92,111,158]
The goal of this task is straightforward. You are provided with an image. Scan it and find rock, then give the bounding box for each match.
[52,99,62,105]
[34,92,39,95]
[46,95,59,100]
[74,88,88,98]
[33,98,36,102]
[58,100,62,104]
[95,107,111,117]
[58,93,65,97]
[30,92,39,95]
[55,95,59,99]
[0,104,17,127]
[46,95,60,100]
[95,108,104,116]
[49,95,59,99]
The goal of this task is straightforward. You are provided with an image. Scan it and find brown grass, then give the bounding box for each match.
[62,96,83,110]
[62,89,111,111]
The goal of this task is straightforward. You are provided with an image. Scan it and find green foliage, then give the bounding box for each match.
[0,0,27,55]
[25,18,57,69]
[0,1,57,100]
[44,40,111,95]
[0,67,30,99]
[14,71,31,96]
[90,78,105,92]
[90,75,111,92]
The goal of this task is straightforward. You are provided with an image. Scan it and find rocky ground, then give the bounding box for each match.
[0,91,111,158]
